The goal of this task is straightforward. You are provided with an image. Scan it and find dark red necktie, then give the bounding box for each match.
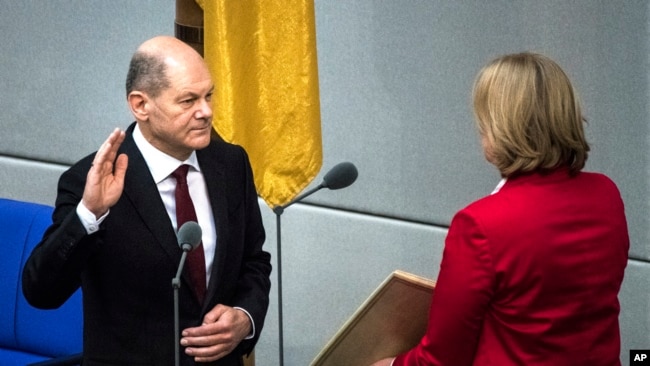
[171,164,206,304]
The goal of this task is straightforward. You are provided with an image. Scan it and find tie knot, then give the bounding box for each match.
[171,164,190,185]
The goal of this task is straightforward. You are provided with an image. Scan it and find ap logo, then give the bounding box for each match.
[631,350,650,365]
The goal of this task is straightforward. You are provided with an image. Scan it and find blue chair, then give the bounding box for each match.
[0,198,82,365]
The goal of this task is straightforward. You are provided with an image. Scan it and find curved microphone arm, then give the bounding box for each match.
[273,161,358,214]
[272,183,325,215]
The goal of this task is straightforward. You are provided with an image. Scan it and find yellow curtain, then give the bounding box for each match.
[198,0,322,208]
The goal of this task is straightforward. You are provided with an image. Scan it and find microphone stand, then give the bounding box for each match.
[273,184,325,366]
[172,250,190,366]
[271,161,358,366]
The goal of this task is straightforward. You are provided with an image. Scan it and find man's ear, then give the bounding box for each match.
[127,91,149,121]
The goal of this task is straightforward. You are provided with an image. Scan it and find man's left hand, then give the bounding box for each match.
[181,304,252,363]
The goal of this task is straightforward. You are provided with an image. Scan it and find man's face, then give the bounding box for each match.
[143,59,214,161]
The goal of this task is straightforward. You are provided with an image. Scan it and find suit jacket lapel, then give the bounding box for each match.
[197,147,229,304]
[119,126,181,269]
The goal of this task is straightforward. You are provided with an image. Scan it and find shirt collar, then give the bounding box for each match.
[491,178,507,195]
[132,123,201,184]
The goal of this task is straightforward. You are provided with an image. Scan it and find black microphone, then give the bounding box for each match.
[176,221,202,252]
[172,220,202,366]
[275,162,359,213]
[322,161,358,190]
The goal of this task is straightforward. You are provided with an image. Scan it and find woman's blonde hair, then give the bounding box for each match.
[472,52,589,177]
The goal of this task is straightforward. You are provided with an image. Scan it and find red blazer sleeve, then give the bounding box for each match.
[394,210,494,366]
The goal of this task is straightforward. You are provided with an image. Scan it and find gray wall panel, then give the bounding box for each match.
[620,260,650,366]
[0,1,172,164]
[0,157,67,204]
[257,203,447,365]
[311,0,650,256]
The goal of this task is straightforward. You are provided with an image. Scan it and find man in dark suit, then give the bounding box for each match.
[22,35,271,365]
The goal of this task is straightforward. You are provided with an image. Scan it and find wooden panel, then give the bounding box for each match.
[311,270,435,366]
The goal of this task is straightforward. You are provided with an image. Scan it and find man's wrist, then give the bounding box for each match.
[233,307,255,340]
[77,202,108,234]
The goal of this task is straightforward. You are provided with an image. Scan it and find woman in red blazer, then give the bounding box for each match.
[372,52,629,366]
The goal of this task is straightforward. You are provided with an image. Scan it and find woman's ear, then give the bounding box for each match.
[127,91,149,121]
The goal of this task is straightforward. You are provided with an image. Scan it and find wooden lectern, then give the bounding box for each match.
[311,270,435,366]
